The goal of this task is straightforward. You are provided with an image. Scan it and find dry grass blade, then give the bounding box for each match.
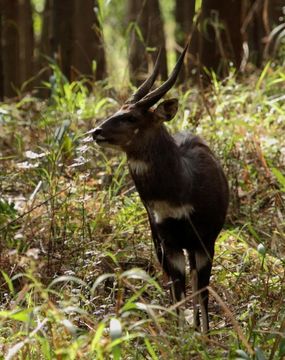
[208,287,254,356]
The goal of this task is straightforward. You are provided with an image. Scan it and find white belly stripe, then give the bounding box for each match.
[150,201,194,223]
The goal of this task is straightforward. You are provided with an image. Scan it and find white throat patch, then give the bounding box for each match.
[128,159,149,175]
[150,201,194,224]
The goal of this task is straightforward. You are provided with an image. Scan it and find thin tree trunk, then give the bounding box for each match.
[128,0,167,86]
[1,0,34,97]
[270,0,284,26]
[264,0,284,58]
[0,3,4,99]
[41,0,106,85]
[2,0,20,97]
[40,0,52,63]
[18,0,34,89]
[36,0,52,97]
[175,0,196,81]
[51,0,73,80]
[72,0,106,81]
[241,0,267,67]
[199,0,243,77]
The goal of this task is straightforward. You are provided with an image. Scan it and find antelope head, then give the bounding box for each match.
[92,44,188,152]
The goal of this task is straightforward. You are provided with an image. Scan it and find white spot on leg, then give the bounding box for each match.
[191,268,200,330]
[195,251,211,271]
[168,251,185,274]
[200,297,209,333]
[134,128,139,134]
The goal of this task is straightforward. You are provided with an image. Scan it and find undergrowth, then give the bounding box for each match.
[0,63,284,359]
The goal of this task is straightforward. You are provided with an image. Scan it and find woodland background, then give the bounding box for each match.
[0,0,284,97]
[0,0,285,359]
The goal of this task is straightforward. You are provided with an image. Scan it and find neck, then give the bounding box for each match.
[126,125,176,159]
[126,126,184,203]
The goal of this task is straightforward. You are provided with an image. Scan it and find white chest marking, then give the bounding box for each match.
[128,159,149,175]
[150,201,194,224]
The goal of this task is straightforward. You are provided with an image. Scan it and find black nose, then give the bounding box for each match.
[93,128,102,140]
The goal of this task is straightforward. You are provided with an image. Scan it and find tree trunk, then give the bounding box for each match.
[175,0,196,81]
[128,0,167,86]
[72,0,106,81]
[264,0,285,58]
[36,0,52,97]
[1,0,34,97]
[18,0,34,89]
[41,0,106,84]
[198,0,243,77]
[270,0,284,26]
[2,0,20,97]
[0,4,4,99]
[241,0,267,67]
[51,0,73,80]
[40,0,52,63]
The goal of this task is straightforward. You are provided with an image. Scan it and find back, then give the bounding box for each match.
[176,132,229,232]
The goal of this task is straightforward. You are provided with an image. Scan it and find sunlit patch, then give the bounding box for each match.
[17,161,39,169]
[81,135,93,143]
[68,156,90,168]
[76,145,89,154]
[25,150,49,159]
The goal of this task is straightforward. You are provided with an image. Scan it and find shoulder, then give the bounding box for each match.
[175,132,219,167]
[174,132,208,150]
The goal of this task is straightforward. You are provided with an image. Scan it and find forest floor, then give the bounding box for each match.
[0,64,285,359]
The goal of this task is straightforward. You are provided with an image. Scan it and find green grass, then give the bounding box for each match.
[0,62,284,359]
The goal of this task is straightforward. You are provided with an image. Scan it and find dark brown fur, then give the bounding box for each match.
[92,44,229,332]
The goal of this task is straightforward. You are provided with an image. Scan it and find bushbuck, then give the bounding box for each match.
[92,44,229,333]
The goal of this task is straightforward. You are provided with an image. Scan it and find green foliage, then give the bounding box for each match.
[0,199,18,226]
[0,60,284,358]
[272,168,285,192]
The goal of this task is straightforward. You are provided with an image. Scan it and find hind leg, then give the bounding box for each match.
[162,246,186,327]
[151,219,186,304]
[149,227,186,305]
[188,252,200,331]
[160,245,186,306]
[195,245,215,333]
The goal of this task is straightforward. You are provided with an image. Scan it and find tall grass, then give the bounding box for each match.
[0,62,284,359]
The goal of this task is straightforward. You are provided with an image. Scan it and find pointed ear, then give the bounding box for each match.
[154,98,178,122]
